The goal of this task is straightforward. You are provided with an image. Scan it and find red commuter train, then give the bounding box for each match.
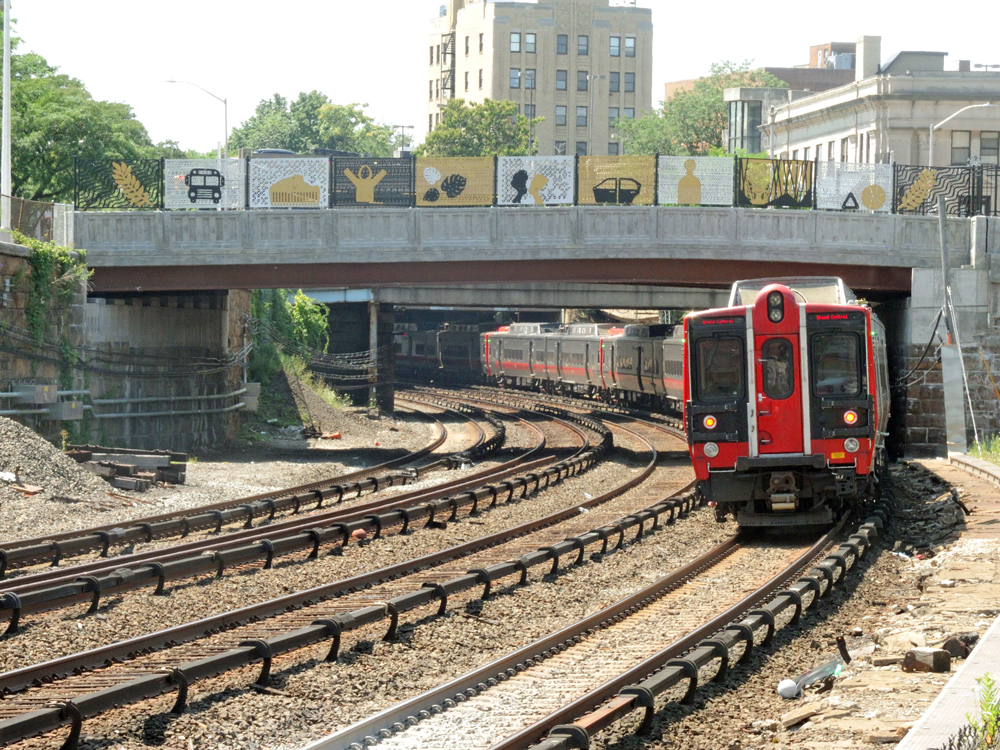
[685,278,890,527]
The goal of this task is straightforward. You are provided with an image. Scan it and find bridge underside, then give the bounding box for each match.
[90,258,912,295]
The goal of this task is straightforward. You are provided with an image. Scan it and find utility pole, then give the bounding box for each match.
[937,195,967,453]
[1,0,11,233]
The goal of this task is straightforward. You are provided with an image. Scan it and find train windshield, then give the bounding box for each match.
[812,333,861,397]
[696,337,744,402]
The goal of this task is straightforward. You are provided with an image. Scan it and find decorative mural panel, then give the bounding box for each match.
[816,162,893,212]
[333,158,415,207]
[577,156,655,206]
[657,156,734,206]
[164,159,246,210]
[75,159,163,210]
[496,156,575,205]
[249,158,329,209]
[736,158,814,209]
[415,157,494,207]
[894,165,978,216]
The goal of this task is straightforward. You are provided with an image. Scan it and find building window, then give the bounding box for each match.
[479,69,483,89]
[625,37,635,57]
[479,33,484,53]
[803,146,810,161]
[578,35,589,55]
[726,100,762,153]
[983,132,1000,165]
[816,144,823,162]
[609,107,620,126]
[464,71,469,91]
[792,149,799,160]
[429,46,434,65]
[435,79,440,98]
[608,142,619,155]
[429,80,434,101]
[827,141,835,161]
[578,71,589,91]
[557,34,568,55]
[465,36,469,56]
[436,45,440,64]
[840,137,849,162]
[525,104,536,118]
[577,106,588,127]
[429,114,433,132]
[510,33,521,53]
[510,69,521,88]
[865,133,871,163]
[610,36,620,57]
[525,33,536,53]
[556,105,567,126]
[525,69,536,89]
[435,113,439,126]
[624,72,635,93]
[555,140,567,155]
[952,131,971,165]
[609,72,620,93]
[624,107,634,119]
[577,141,588,156]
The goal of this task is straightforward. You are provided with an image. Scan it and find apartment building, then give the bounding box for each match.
[425,0,653,156]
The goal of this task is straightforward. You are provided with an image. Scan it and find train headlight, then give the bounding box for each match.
[702,415,718,430]
[843,410,859,425]
[703,442,720,458]
[844,437,860,453]
[767,291,784,323]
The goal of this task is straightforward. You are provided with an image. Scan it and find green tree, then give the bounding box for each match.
[617,61,787,156]
[316,102,397,156]
[229,94,300,153]
[289,290,329,353]
[417,99,540,157]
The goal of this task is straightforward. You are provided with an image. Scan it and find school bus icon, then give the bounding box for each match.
[184,168,225,204]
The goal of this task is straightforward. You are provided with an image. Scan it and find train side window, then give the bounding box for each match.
[761,338,794,400]
[696,336,744,402]
[811,333,861,397]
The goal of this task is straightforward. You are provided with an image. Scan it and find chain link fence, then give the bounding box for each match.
[1,194,74,246]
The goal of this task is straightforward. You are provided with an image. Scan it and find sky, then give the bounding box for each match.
[11,0,1000,153]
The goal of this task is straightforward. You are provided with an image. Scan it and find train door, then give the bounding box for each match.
[754,335,803,454]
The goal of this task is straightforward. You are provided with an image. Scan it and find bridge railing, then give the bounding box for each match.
[71,155,1000,218]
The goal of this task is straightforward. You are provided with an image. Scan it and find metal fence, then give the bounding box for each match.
[1,195,74,246]
[71,155,1000,217]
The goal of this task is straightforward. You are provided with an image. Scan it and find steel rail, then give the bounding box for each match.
[500,510,888,750]
[0,416,685,746]
[0,409,570,627]
[0,407,612,692]
[0,397,449,572]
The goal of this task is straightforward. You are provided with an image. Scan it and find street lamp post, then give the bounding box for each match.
[929,103,996,167]
[1,0,11,231]
[587,74,606,157]
[166,80,228,158]
[392,125,414,154]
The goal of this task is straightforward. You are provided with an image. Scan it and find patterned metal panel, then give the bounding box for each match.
[657,156,734,206]
[249,158,329,209]
[74,159,163,210]
[164,159,246,210]
[496,156,575,205]
[333,157,414,207]
[415,157,493,207]
[577,156,655,206]
[978,166,999,216]
[816,162,893,212]
[894,165,976,216]
[736,158,814,209]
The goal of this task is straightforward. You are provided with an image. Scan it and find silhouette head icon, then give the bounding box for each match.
[511,169,529,203]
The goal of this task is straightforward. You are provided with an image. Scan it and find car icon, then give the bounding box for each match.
[185,168,225,203]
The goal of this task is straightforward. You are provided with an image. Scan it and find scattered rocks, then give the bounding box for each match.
[781,700,828,728]
[902,647,951,673]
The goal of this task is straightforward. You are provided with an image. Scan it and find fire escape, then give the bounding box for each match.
[440,32,456,102]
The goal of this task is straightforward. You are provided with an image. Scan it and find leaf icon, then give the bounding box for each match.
[112,162,151,207]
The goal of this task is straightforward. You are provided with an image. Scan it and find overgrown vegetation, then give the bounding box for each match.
[14,231,90,341]
[248,288,330,386]
[281,354,350,410]
[971,434,1000,466]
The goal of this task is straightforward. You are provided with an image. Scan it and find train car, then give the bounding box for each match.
[395,324,481,382]
[684,277,889,527]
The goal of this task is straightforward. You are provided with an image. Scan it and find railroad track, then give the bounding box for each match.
[312,508,886,750]
[0,407,697,748]
[0,397,466,578]
[0,400,604,633]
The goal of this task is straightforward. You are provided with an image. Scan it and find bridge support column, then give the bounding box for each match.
[370,301,394,413]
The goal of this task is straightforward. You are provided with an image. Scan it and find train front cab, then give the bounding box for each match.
[686,283,886,527]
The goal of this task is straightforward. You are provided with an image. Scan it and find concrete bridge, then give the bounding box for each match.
[76,206,998,294]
